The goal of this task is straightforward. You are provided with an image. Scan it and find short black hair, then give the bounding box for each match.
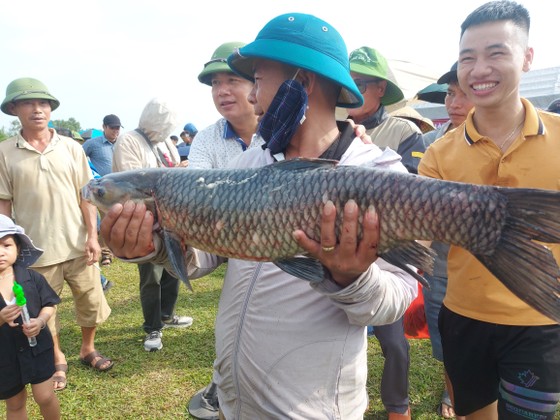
[170,135,179,141]
[547,99,560,114]
[461,0,530,37]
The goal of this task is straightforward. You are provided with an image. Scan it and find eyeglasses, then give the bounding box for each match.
[353,78,382,94]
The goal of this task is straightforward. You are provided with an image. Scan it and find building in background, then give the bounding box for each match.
[414,66,560,125]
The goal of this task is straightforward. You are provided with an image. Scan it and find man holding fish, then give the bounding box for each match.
[97,12,419,419]
[92,5,560,420]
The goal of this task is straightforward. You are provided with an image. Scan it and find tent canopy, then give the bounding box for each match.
[80,128,103,140]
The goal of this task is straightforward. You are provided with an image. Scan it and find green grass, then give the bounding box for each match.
[2,260,557,419]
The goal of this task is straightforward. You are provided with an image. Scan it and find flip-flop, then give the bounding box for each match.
[52,364,68,391]
[80,350,114,372]
[101,256,113,266]
[436,389,454,418]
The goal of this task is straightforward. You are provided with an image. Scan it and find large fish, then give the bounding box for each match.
[82,158,560,322]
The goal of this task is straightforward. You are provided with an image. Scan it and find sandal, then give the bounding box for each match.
[101,256,112,266]
[52,364,68,391]
[437,389,455,418]
[80,350,114,372]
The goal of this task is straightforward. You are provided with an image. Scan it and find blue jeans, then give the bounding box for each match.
[423,274,447,362]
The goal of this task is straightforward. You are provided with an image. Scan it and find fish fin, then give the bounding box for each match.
[475,230,560,324]
[274,257,324,283]
[380,241,435,289]
[162,230,192,291]
[271,158,338,172]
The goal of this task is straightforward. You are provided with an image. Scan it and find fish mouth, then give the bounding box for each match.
[81,179,112,212]
[81,174,153,213]
[81,184,93,201]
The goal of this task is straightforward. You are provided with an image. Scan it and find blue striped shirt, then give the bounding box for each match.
[82,136,115,176]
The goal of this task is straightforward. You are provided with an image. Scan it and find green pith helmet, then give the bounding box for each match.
[198,41,246,86]
[349,47,404,106]
[1,77,60,116]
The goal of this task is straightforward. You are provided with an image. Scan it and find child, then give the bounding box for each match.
[0,214,61,419]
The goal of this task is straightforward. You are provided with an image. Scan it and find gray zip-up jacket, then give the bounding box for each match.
[158,137,418,419]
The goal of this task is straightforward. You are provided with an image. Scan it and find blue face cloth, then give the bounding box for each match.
[258,79,308,155]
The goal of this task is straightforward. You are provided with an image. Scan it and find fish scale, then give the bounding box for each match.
[83,158,560,323]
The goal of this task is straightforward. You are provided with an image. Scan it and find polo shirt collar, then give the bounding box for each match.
[16,128,60,151]
[103,135,115,145]
[463,98,545,146]
[223,119,247,151]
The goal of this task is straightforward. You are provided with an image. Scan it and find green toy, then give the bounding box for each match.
[12,282,37,347]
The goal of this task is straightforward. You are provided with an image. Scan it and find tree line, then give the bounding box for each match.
[0,118,81,142]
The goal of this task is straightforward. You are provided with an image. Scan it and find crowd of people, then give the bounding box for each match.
[1,1,559,419]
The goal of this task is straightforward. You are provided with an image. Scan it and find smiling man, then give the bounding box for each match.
[419,1,560,418]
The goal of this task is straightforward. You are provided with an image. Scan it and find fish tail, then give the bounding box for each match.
[504,188,560,243]
[476,188,560,323]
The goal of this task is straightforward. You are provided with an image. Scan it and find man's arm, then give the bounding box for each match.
[0,199,12,217]
[79,198,101,265]
[396,132,426,175]
[295,198,417,326]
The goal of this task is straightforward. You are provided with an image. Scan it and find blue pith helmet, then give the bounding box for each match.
[227,13,363,108]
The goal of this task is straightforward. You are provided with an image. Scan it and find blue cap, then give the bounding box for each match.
[227,13,363,108]
[183,123,197,136]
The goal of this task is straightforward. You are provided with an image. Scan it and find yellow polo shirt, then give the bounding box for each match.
[419,98,560,325]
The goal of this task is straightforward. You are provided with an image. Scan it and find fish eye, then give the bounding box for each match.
[96,189,105,199]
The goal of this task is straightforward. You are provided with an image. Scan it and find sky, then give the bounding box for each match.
[0,0,555,135]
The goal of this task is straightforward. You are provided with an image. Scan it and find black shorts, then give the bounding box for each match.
[439,305,560,418]
[0,344,55,401]
[0,383,25,400]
